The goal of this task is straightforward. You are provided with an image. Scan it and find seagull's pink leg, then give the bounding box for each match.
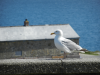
[64,52,66,59]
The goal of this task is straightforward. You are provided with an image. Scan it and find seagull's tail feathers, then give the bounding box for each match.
[78,48,88,53]
[80,48,88,52]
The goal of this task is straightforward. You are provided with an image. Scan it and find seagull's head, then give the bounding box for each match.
[51,29,63,36]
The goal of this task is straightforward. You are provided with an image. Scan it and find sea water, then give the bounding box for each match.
[0,0,100,51]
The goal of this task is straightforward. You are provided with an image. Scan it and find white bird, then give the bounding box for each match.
[51,29,87,58]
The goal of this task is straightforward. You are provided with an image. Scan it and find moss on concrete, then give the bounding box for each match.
[82,51,100,55]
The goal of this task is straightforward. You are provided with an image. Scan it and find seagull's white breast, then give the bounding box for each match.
[54,36,62,50]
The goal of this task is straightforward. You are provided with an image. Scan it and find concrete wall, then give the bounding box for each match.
[0,59,100,74]
[0,39,79,59]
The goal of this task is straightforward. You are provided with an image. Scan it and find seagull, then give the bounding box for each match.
[51,29,87,58]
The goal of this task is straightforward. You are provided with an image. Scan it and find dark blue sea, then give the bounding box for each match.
[0,0,100,51]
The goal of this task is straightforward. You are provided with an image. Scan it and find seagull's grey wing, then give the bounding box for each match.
[60,41,71,53]
[61,39,82,50]
[61,40,73,50]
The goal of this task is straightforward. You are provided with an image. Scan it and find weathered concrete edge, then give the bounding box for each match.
[0,59,100,74]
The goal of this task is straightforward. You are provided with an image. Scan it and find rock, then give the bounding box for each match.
[66,52,80,58]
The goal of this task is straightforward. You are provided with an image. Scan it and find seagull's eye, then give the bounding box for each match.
[56,31,57,32]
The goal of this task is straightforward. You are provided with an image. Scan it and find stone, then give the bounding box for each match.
[0,39,79,59]
[66,52,80,58]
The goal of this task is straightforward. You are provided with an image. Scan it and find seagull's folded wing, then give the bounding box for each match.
[61,39,82,51]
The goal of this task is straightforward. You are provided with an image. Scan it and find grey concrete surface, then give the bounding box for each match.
[0,53,100,64]
[0,53,100,74]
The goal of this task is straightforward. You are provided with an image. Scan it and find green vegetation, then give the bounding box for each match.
[82,51,100,55]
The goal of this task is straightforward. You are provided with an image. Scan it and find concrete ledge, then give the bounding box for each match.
[0,55,100,75]
[66,52,80,58]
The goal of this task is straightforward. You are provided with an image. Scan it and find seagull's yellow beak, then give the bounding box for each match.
[51,33,55,35]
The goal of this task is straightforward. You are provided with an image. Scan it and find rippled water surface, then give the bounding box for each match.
[0,0,100,51]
